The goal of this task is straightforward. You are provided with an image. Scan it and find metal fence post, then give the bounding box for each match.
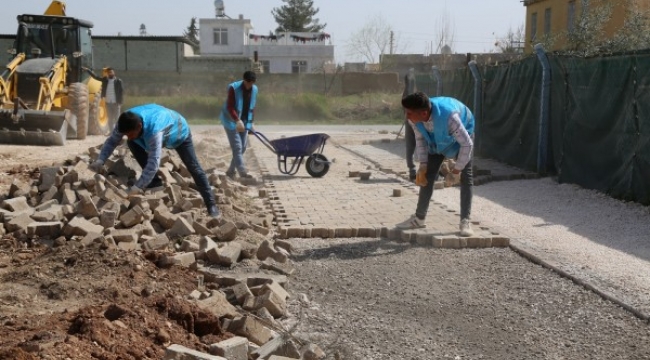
[468,60,482,154]
[431,66,443,96]
[534,43,551,176]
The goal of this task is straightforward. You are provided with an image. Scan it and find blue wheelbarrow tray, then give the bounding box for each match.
[252,131,331,177]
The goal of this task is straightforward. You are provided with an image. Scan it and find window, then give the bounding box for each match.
[213,28,228,45]
[531,12,538,41]
[260,60,270,74]
[291,60,308,74]
[544,8,552,35]
[568,1,576,33]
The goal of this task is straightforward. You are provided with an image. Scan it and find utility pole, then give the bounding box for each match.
[390,31,394,54]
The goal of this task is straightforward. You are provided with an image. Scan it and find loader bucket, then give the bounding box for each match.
[0,109,71,146]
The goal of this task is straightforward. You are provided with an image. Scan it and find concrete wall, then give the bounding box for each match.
[383,53,524,80]
[0,34,399,96]
[116,71,399,97]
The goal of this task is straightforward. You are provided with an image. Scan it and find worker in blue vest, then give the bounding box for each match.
[395,92,475,236]
[220,71,258,179]
[89,104,221,219]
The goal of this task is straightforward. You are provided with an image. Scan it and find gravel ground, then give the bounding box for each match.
[433,177,650,316]
[286,238,650,360]
[271,131,650,360]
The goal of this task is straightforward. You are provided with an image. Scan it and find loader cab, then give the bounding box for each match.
[14,14,94,83]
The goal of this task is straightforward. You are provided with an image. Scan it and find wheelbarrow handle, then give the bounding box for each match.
[250,130,277,154]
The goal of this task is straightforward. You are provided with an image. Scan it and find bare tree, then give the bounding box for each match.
[494,24,525,53]
[433,6,455,54]
[345,14,396,64]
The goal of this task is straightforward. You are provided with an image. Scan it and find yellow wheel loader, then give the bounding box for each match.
[0,1,108,146]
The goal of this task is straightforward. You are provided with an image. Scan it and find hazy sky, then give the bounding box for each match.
[0,0,526,63]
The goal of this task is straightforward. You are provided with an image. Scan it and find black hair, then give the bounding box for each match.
[243,70,256,82]
[117,111,142,133]
[401,91,431,110]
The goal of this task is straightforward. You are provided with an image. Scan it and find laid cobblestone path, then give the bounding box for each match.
[249,130,508,247]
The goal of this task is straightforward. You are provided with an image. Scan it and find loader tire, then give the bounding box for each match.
[69,82,89,140]
[88,94,109,135]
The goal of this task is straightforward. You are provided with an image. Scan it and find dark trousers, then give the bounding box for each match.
[127,133,216,209]
[405,119,416,174]
[415,153,473,221]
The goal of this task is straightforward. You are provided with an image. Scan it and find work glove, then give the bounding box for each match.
[89,160,104,173]
[235,119,245,133]
[125,186,142,198]
[415,163,428,187]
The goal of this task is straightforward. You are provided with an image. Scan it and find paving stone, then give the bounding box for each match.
[196,291,238,318]
[216,221,237,242]
[142,233,170,251]
[254,289,287,317]
[229,316,274,346]
[64,216,104,237]
[209,336,248,360]
[2,197,31,212]
[164,344,226,360]
[167,217,195,239]
[27,221,63,238]
[120,205,145,227]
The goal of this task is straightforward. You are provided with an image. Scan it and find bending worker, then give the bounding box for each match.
[90,104,221,219]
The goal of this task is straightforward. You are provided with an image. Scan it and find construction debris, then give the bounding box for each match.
[0,143,325,360]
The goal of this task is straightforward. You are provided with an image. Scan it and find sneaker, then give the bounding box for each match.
[208,205,222,219]
[459,219,474,237]
[395,214,426,229]
[409,170,416,181]
[225,172,236,180]
[240,173,254,179]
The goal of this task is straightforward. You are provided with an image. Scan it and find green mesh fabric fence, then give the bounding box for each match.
[631,56,650,204]
[440,67,474,107]
[480,57,541,171]
[429,51,650,204]
[550,54,650,204]
[414,74,439,96]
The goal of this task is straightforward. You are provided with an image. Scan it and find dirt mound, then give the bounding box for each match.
[0,241,234,359]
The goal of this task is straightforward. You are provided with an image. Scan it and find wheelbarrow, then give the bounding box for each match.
[251,130,331,177]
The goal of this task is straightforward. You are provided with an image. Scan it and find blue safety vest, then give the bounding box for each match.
[415,97,475,158]
[130,104,189,150]
[220,80,258,130]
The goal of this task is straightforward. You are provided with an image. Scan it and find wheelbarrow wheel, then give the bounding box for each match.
[306,153,330,178]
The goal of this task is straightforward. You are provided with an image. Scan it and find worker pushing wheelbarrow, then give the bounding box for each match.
[251,130,331,177]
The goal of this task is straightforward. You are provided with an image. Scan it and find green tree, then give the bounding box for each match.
[272,0,326,33]
[183,17,200,53]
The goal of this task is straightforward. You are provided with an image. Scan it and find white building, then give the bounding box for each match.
[199,1,334,74]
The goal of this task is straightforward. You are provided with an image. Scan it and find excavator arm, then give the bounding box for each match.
[0,53,26,107]
[37,56,67,111]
